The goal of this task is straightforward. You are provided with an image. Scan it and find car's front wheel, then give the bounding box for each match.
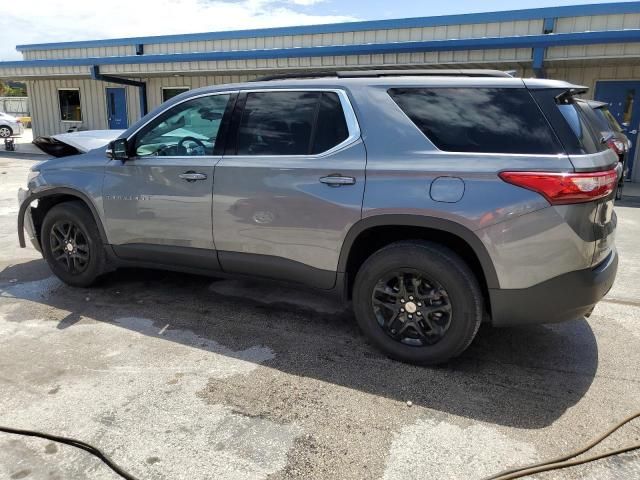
[41,201,106,287]
[353,241,483,365]
[0,126,13,138]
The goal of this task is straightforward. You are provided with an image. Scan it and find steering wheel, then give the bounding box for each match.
[178,136,206,154]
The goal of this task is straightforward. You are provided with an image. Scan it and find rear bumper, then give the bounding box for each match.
[489,249,618,327]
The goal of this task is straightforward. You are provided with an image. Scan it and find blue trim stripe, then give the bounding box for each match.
[3,30,640,70]
[14,2,640,52]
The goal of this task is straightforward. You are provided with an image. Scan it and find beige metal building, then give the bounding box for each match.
[1,2,640,179]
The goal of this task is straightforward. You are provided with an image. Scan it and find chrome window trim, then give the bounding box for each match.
[126,87,361,160]
[226,88,361,159]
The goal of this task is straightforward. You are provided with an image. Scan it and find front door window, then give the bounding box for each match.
[135,94,230,157]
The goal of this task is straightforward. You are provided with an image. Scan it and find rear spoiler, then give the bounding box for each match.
[555,87,589,104]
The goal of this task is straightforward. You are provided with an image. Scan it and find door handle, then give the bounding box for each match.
[319,174,356,186]
[179,171,207,182]
[630,129,638,135]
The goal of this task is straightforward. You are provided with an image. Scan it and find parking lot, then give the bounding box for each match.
[1,153,639,479]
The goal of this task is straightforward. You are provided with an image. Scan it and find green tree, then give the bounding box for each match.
[0,81,27,97]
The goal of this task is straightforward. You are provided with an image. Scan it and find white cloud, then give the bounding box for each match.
[0,0,355,61]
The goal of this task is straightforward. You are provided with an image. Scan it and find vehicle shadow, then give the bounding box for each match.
[616,185,640,207]
[616,197,640,208]
[0,260,599,430]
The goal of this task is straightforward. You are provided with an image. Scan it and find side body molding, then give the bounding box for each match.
[18,187,108,248]
[337,214,500,289]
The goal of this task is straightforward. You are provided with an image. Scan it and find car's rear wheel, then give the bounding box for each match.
[353,241,483,365]
[0,126,12,138]
[41,202,105,287]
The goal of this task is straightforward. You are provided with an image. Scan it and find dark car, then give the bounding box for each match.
[576,99,630,200]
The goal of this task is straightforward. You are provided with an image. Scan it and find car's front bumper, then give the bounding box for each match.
[489,249,618,327]
[18,188,40,251]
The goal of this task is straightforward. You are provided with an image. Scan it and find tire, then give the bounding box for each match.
[0,125,12,138]
[353,241,483,365]
[41,201,106,287]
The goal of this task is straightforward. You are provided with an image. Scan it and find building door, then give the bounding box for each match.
[595,81,640,179]
[106,87,128,129]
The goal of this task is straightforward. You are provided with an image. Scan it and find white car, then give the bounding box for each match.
[0,112,25,138]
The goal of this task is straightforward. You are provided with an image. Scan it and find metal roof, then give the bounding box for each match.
[1,29,640,70]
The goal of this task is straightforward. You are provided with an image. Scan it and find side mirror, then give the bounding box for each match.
[107,138,129,160]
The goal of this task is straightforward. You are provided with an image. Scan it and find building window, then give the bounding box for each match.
[58,88,82,122]
[162,87,189,103]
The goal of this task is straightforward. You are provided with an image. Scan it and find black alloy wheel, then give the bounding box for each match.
[372,270,452,346]
[41,201,106,287]
[352,241,483,365]
[49,220,91,274]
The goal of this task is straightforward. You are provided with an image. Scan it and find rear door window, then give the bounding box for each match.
[388,87,563,155]
[235,91,349,156]
[312,93,349,154]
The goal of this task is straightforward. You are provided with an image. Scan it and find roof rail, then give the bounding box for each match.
[255,69,513,81]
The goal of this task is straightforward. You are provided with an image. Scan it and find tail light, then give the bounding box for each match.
[499,168,619,205]
[607,138,626,154]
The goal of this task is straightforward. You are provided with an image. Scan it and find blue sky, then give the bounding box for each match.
[305,0,638,20]
[0,0,638,61]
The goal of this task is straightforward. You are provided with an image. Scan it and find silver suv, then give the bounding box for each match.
[18,70,620,365]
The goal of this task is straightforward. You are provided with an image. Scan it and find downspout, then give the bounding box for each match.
[90,65,148,117]
[532,17,556,79]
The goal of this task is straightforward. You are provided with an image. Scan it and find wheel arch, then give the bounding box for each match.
[18,187,108,249]
[339,215,499,301]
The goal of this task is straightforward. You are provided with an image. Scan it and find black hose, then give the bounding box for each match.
[2,411,639,480]
[482,411,640,480]
[0,426,139,480]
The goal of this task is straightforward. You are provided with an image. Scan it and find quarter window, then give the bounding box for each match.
[388,88,563,155]
[135,94,230,157]
[235,91,349,156]
[58,89,82,122]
